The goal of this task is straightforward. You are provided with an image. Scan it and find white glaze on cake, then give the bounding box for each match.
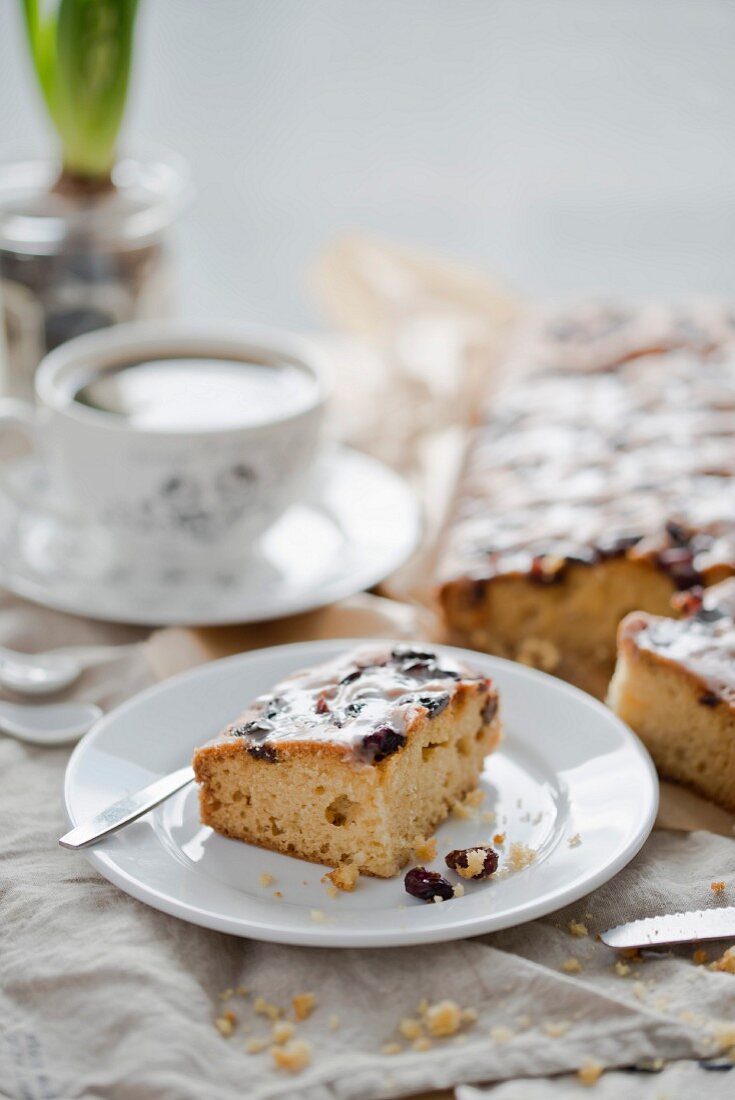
[439,302,735,597]
[208,645,494,760]
[621,580,735,707]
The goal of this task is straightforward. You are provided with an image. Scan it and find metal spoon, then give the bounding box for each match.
[0,699,103,745]
[0,645,82,696]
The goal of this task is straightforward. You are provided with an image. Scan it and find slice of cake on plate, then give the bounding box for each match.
[193,644,501,877]
[608,581,735,812]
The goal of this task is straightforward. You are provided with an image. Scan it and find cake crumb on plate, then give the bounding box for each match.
[413,835,438,861]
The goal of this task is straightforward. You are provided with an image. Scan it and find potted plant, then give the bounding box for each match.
[0,0,189,396]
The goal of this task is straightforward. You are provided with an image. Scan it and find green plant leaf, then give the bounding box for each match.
[21,0,140,182]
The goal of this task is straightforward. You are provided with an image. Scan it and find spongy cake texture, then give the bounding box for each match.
[193,644,501,877]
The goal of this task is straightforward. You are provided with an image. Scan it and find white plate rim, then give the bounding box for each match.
[0,447,421,627]
[63,640,659,947]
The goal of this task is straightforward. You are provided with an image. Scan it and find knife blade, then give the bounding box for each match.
[59,765,195,850]
[600,907,735,950]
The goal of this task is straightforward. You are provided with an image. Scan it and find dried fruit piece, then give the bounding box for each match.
[361,726,406,763]
[404,866,454,902]
[445,845,498,880]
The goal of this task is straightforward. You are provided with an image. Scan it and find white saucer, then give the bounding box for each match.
[0,447,420,626]
[63,640,658,948]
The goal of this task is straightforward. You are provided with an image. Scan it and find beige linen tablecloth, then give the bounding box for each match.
[2,243,735,1098]
[2,588,735,1100]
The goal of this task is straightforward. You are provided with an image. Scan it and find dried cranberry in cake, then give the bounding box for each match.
[657,547,701,591]
[360,726,406,763]
[404,867,455,902]
[482,696,499,723]
[445,846,498,880]
[193,643,503,877]
[671,586,705,618]
[529,554,567,585]
[247,744,278,763]
[416,693,450,718]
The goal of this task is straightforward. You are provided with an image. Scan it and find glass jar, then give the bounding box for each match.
[0,149,190,398]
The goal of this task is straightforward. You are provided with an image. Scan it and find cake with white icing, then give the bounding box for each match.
[608,580,735,811]
[192,644,501,877]
[438,301,735,698]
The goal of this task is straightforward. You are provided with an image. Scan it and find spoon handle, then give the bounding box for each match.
[59,765,195,849]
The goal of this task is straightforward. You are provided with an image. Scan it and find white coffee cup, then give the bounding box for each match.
[0,322,331,570]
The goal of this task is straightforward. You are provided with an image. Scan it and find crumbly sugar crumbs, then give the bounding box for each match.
[543,1021,570,1038]
[399,1017,423,1040]
[577,1061,603,1086]
[215,1012,237,1037]
[272,1021,295,1044]
[413,835,438,861]
[245,1036,269,1054]
[507,842,537,872]
[253,997,281,1021]
[327,862,360,892]
[614,961,631,977]
[711,881,726,894]
[568,920,589,938]
[563,957,582,974]
[711,947,735,974]
[382,1042,403,1055]
[271,1039,312,1073]
[452,799,475,820]
[567,833,582,848]
[293,992,317,1021]
[424,1000,462,1037]
[259,872,275,887]
[489,1026,514,1043]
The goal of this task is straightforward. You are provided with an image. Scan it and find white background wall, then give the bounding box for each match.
[1,0,733,328]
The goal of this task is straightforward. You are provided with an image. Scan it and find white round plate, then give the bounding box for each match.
[63,640,658,947]
[0,446,420,626]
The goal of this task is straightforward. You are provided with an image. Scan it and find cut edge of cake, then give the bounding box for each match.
[608,584,735,813]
